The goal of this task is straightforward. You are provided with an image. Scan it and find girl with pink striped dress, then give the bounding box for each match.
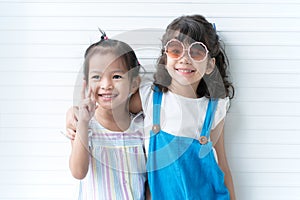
[68,32,147,200]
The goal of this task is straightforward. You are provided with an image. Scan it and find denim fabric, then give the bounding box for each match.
[147,88,229,200]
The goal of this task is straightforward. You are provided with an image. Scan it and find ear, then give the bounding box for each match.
[205,58,216,75]
[130,76,141,94]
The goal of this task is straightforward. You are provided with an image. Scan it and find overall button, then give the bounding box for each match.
[199,136,208,144]
[152,124,160,134]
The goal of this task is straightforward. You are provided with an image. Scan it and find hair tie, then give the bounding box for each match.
[98,28,108,40]
[212,23,216,30]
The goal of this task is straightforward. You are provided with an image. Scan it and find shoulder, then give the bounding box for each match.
[130,111,144,131]
[139,79,153,96]
[218,97,230,111]
[87,118,106,136]
[212,97,230,129]
[131,112,144,127]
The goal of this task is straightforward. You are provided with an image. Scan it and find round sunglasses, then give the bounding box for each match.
[164,39,209,62]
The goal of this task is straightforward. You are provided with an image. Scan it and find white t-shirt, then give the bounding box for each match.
[139,81,229,141]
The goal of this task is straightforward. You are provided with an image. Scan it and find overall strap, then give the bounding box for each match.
[200,99,219,138]
[152,86,163,134]
[198,99,218,158]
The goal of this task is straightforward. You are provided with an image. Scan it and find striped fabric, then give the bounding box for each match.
[78,113,146,200]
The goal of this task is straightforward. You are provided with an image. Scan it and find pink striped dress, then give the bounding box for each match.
[78,113,146,200]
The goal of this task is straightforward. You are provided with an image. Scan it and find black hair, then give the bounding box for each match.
[83,30,140,82]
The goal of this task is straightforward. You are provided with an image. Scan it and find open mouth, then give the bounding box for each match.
[175,68,196,73]
[98,93,118,100]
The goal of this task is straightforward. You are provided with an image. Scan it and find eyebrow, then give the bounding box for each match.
[89,69,126,74]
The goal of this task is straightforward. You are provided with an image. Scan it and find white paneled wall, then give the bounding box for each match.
[0,0,299,199]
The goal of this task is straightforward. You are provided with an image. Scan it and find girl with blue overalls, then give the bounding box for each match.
[135,15,236,199]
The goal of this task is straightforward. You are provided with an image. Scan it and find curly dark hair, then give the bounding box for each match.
[154,15,234,99]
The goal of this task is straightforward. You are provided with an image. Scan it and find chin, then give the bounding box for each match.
[172,76,198,86]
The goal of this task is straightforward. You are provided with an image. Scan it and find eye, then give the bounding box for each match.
[171,49,181,54]
[113,74,123,79]
[91,75,100,80]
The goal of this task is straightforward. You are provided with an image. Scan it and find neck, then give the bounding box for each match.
[168,80,199,98]
[95,105,131,132]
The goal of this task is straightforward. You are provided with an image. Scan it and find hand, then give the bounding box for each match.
[65,106,78,140]
[78,80,96,123]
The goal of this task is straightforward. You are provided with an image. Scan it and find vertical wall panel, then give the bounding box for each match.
[0,1,299,199]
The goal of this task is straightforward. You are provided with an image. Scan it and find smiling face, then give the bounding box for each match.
[165,39,215,92]
[88,53,133,110]
[166,48,208,85]
[154,15,233,98]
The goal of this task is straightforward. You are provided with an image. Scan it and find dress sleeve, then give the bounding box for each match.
[131,112,144,133]
[211,97,230,129]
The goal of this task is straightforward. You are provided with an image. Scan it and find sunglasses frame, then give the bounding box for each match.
[164,39,209,63]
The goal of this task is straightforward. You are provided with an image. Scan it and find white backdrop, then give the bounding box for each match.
[0,0,300,199]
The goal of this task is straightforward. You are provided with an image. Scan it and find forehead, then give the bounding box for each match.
[89,53,127,73]
[167,31,199,45]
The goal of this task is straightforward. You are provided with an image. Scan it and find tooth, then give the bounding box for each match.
[178,69,192,72]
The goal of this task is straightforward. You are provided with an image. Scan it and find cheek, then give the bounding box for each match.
[166,58,176,69]
[194,60,208,71]
[116,81,129,90]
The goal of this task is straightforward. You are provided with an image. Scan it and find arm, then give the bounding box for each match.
[65,106,78,140]
[145,180,151,200]
[211,119,236,200]
[69,81,96,179]
[69,120,90,179]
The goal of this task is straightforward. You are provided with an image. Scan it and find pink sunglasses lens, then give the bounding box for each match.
[189,43,207,61]
[165,40,184,59]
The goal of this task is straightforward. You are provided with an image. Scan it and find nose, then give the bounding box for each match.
[99,77,113,90]
[179,49,191,64]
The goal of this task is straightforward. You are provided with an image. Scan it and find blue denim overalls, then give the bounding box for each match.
[147,87,230,200]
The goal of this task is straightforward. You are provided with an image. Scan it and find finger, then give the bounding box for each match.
[90,87,96,103]
[60,130,74,140]
[87,86,96,113]
[67,128,76,137]
[66,121,76,133]
[81,80,87,100]
[87,85,92,99]
[80,99,91,115]
[66,129,76,140]
[87,99,94,113]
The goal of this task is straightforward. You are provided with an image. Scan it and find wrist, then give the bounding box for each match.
[76,120,90,134]
[77,114,91,124]
[77,119,89,127]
